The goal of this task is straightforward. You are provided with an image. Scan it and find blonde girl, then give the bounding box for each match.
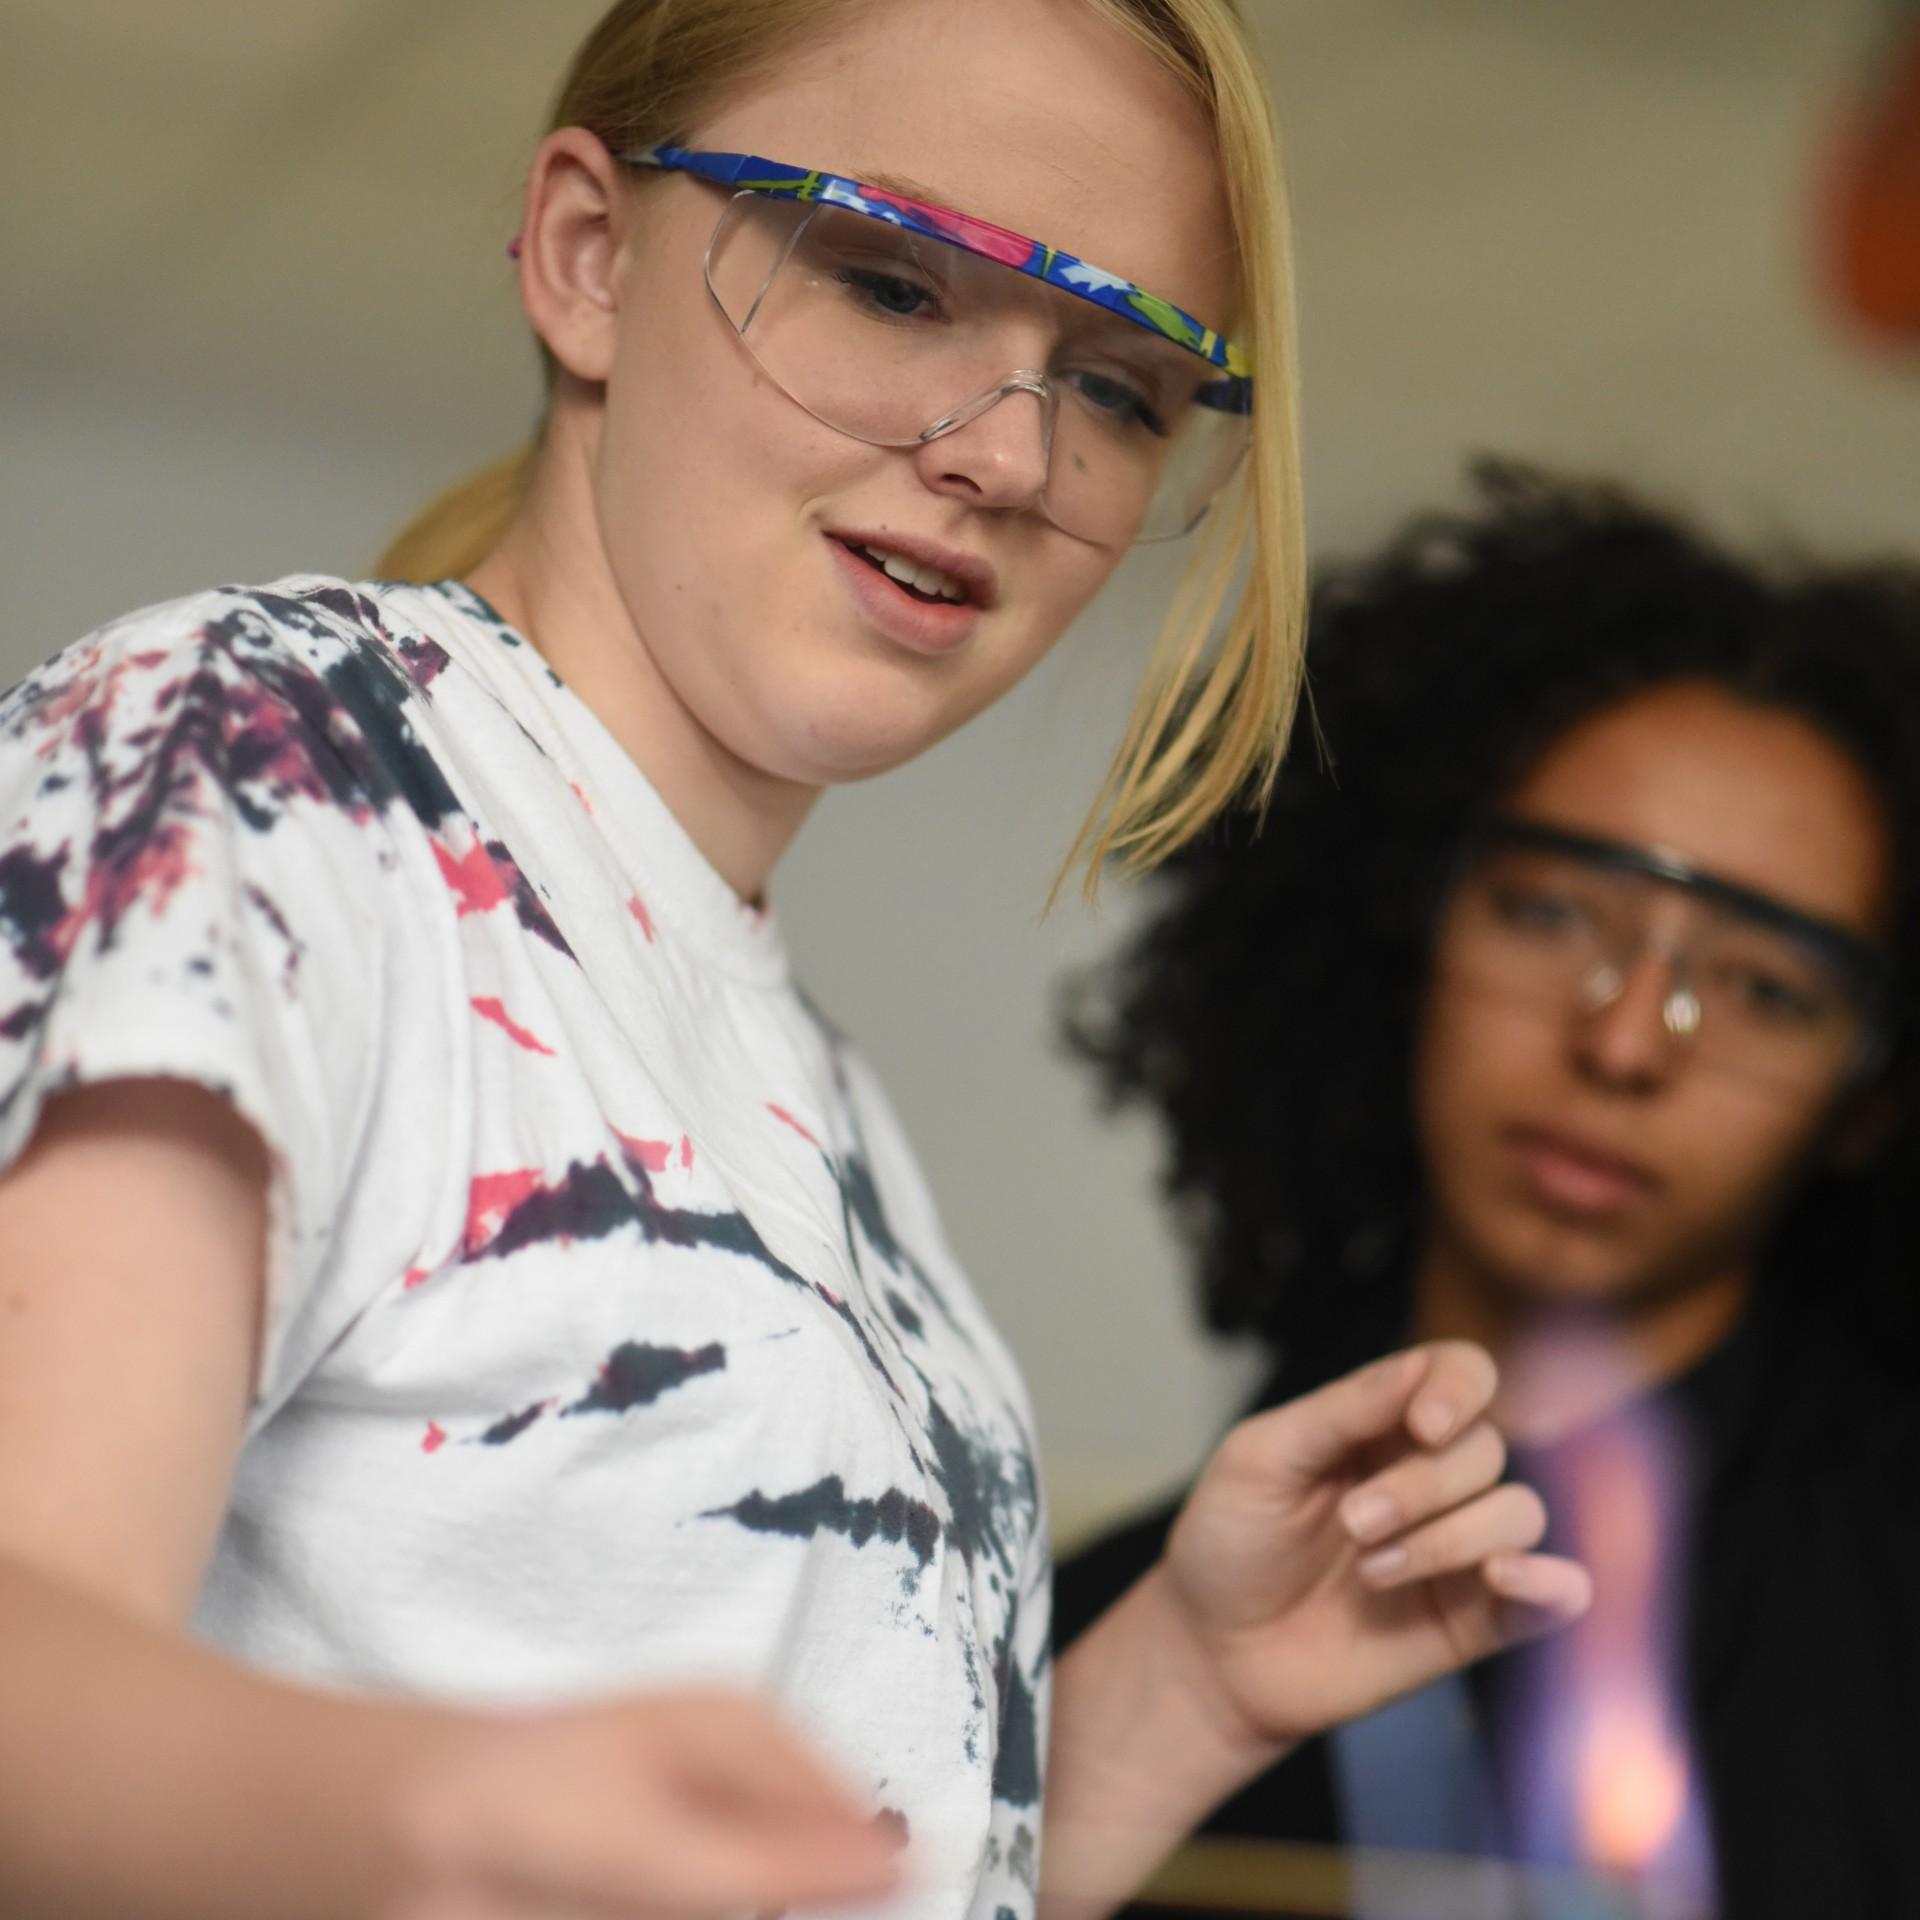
[0,3,1588,1915]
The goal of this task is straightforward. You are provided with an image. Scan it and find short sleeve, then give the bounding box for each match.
[0,593,402,1404]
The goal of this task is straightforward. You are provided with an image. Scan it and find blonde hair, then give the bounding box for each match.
[377,0,1306,892]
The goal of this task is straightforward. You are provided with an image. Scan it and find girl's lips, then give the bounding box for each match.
[827,526,1000,608]
[825,536,985,657]
[1507,1126,1661,1216]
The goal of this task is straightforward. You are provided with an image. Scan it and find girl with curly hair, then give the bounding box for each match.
[1058,463,1920,1919]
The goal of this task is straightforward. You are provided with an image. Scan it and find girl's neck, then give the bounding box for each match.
[463,427,817,905]
[1409,1229,1752,1444]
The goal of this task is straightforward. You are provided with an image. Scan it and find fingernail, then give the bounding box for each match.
[1411,1396,1457,1444]
[1342,1492,1400,1544]
[1358,1544,1408,1584]
[1487,1555,1571,1609]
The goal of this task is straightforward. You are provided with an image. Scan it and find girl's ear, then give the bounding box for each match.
[514,127,632,385]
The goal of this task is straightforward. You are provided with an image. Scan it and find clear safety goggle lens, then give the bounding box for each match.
[702,192,1250,545]
[1435,842,1878,1092]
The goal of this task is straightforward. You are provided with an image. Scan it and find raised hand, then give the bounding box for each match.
[1156,1341,1592,1751]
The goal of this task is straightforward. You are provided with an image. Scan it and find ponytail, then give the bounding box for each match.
[375,446,535,583]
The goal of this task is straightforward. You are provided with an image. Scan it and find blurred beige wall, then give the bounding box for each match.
[4,0,1915,1544]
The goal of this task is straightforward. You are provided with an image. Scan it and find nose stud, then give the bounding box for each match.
[1576,959,1702,1043]
[1662,987,1703,1039]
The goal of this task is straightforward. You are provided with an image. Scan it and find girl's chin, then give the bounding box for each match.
[754,659,1003,786]
[1480,1234,1650,1309]
[729,701,965,790]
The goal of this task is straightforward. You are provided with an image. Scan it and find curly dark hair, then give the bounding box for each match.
[1067,461,1920,1380]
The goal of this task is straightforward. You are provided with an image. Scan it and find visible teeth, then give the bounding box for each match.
[861,543,966,603]
[913,560,964,600]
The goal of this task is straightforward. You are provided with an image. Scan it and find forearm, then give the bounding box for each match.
[0,1554,459,1920]
[1040,1564,1287,1920]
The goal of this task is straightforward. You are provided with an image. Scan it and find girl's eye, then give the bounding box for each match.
[1487,882,1587,937]
[834,266,941,320]
[1721,963,1829,1027]
[1065,367,1169,437]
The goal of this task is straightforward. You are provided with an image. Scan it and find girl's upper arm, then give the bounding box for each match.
[0,1078,270,1627]
[0,593,429,1629]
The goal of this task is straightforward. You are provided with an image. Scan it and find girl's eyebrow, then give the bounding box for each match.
[854,167,963,208]
[840,165,1202,376]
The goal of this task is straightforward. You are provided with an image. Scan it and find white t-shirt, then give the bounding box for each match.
[0,576,1052,1919]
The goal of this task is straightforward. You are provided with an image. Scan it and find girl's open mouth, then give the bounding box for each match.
[836,538,972,606]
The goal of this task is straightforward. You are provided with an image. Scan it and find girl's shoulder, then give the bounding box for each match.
[0,578,478,1409]
[3,575,470,845]
[13,574,399,692]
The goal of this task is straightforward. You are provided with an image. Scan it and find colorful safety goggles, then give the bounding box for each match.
[623,145,1252,415]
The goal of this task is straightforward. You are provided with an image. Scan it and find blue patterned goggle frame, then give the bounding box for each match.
[620,144,1253,419]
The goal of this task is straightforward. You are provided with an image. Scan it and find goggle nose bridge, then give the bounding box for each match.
[1575,931,1704,1042]
[918,371,1057,449]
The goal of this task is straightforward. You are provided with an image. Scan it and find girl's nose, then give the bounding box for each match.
[913,382,1052,514]
[1573,948,1689,1090]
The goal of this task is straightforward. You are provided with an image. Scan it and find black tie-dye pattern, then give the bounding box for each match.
[463,1142,929,1440]
[482,837,574,958]
[479,1400,550,1447]
[705,1476,944,1571]
[811,1011,987,1361]
[569,1339,727,1416]
[0,1002,42,1042]
[0,846,70,982]
[989,1652,1043,1808]
[475,1343,727,1449]
[241,883,302,992]
[924,1393,1034,1586]
[464,1159,635,1262]
[0,592,464,1088]
[692,1022,1051,1820]
[396,635,451,691]
[464,1148,814,1294]
[771,1020,1042,1588]
[753,1011,1052,1819]
[197,597,461,830]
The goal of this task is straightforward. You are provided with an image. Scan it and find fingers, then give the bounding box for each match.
[391,1691,903,1920]
[1338,1419,1507,1547]
[1233,1341,1498,1487]
[617,1795,897,1917]
[1423,1552,1596,1674]
[1400,1340,1499,1449]
[1316,1355,1592,1652]
[643,1707,900,1911]
[1483,1550,1595,1624]
[1352,1480,1546,1590]
[415,1785,896,1919]
[671,1693,879,1825]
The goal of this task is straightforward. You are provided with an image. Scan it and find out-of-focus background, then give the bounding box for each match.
[5,0,1915,1541]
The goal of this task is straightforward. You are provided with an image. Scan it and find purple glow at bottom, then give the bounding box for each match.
[1496,1320,1719,1919]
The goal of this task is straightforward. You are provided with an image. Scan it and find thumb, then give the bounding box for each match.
[1226,1349,1429,1492]
[1227,1342,1498,1490]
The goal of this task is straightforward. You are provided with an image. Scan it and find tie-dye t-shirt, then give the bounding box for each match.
[0,576,1051,1920]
